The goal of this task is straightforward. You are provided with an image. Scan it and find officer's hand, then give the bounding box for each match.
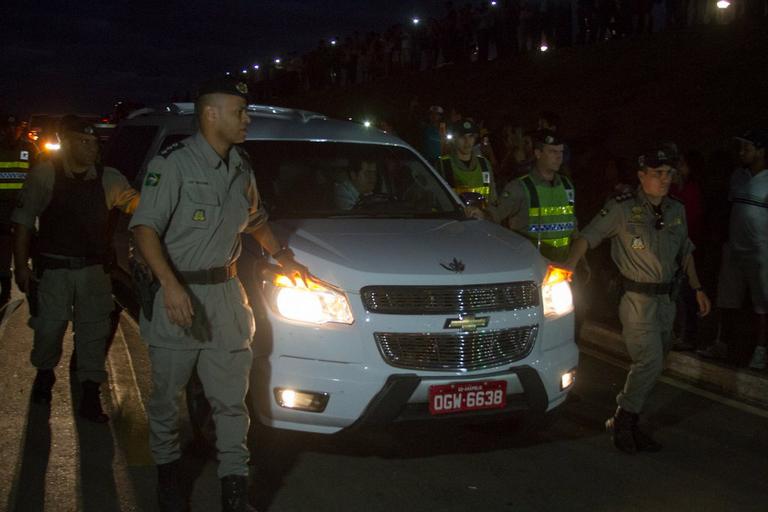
[695,290,712,318]
[464,206,486,220]
[277,254,310,286]
[15,265,32,294]
[163,279,194,328]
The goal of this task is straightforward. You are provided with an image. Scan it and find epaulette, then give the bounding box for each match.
[614,191,636,203]
[159,141,185,159]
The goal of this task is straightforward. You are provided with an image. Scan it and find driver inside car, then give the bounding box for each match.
[334,158,378,209]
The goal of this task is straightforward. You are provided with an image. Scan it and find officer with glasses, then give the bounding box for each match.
[565,144,712,454]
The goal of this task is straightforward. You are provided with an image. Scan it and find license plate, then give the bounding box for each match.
[428,380,507,415]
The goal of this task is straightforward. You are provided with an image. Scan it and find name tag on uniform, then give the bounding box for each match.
[482,172,490,184]
[20,151,29,161]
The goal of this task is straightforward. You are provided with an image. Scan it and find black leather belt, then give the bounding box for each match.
[37,254,105,270]
[179,262,237,285]
[622,278,673,295]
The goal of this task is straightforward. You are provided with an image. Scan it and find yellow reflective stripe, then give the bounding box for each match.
[0,162,29,169]
[0,183,24,189]
[528,205,574,216]
[541,237,571,248]
[454,185,490,195]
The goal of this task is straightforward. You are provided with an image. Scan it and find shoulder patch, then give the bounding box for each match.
[159,141,186,159]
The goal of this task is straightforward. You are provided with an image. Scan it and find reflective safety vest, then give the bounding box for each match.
[519,173,576,262]
[438,154,494,201]
[0,147,31,190]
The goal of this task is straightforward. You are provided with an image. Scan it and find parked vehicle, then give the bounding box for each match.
[104,103,578,434]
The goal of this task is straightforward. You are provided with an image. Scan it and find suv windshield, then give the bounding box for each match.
[242,141,463,220]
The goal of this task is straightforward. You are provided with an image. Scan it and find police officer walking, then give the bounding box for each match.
[11,115,140,422]
[438,118,497,204]
[130,78,308,512]
[0,115,33,305]
[565,145,712,454]
[486,129,576,262]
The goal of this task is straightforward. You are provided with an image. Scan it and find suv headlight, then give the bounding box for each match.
[267,273,354,325]
[542,264,573,318]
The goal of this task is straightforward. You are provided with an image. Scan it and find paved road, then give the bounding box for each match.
[1,297,767,512]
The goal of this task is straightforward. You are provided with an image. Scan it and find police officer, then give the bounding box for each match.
[486,129,576,262]
[565,144,712,454]
[0,115,33,305]
[11,115,139,422]
[437,118,497,204]
[130,78,307,512]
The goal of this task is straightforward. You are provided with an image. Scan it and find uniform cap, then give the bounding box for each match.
[734,129,768,150]
[450,119,478,136]
[197,77,250,100]
[638,144,677,169]
[533,129,564,146]
[58,115,97,137]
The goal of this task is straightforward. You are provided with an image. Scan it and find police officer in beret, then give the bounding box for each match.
[565,145,712,454]
[130,77,308,512]
[12,115,140,422]
[486,129,576,262]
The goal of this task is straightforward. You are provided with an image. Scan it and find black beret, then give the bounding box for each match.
[197,77,249,100]
[58,115,97,137]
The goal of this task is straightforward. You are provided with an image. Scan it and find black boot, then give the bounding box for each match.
[0,276,11,307]
[605,406,637,454]
[78,380,109,423]
[31,369,55,404]
[631,413,663,452]
[157,460,190,512]
[221,474,257,512]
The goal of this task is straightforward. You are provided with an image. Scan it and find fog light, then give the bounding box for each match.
[560,370,576,390]
[274,388,329,413]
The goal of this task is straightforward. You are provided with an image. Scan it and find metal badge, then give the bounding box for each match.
[631,236,645,250]
[193,209,206,222]
[236,82,249,94]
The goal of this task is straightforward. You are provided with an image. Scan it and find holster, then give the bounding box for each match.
[131,260,159,321]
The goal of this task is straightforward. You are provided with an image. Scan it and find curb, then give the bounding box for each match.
[579,320,768,411]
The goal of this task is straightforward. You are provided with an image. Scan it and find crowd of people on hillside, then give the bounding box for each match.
[242,0,766,97]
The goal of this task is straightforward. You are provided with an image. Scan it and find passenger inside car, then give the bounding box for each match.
[334,158,379,209]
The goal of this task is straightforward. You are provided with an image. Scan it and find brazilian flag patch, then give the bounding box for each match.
[145,173,161,187]
[192,209,206,222]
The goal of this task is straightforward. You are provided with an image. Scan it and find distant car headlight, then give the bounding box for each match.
[542,264,573,318]
[44,141,61,151]
[267,273,354,325]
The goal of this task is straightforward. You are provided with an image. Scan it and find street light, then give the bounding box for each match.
[253,64,260,70]
[412,17,420,25]
[241,69,248,74]
[491,0,498,6]
[330,39,337,46]
[225,71,231,76]
[716,0,730,7]
[274,58,282,65]
[539,44,549,52]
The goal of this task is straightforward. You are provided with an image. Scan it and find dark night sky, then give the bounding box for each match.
[2,1,445,117]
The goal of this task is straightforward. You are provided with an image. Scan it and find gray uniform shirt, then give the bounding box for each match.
[11,160,138,229]
[129,132,268,349]
[578,189,694,284]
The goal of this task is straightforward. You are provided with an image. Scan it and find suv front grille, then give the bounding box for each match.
[360,282,539,315]
[375,325,538,371]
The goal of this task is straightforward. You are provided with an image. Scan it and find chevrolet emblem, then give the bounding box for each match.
[444,315,489,331]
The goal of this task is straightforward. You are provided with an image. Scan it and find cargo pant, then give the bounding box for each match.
[147,344,252,478]
[30,264,114,382]
[616,291,676,413]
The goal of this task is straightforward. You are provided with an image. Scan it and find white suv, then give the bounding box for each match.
[104,103,578,434]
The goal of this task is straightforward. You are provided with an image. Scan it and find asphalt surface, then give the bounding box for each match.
[1,294,767,512]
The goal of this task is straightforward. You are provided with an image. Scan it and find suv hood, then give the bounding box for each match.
[257,219,546,291]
